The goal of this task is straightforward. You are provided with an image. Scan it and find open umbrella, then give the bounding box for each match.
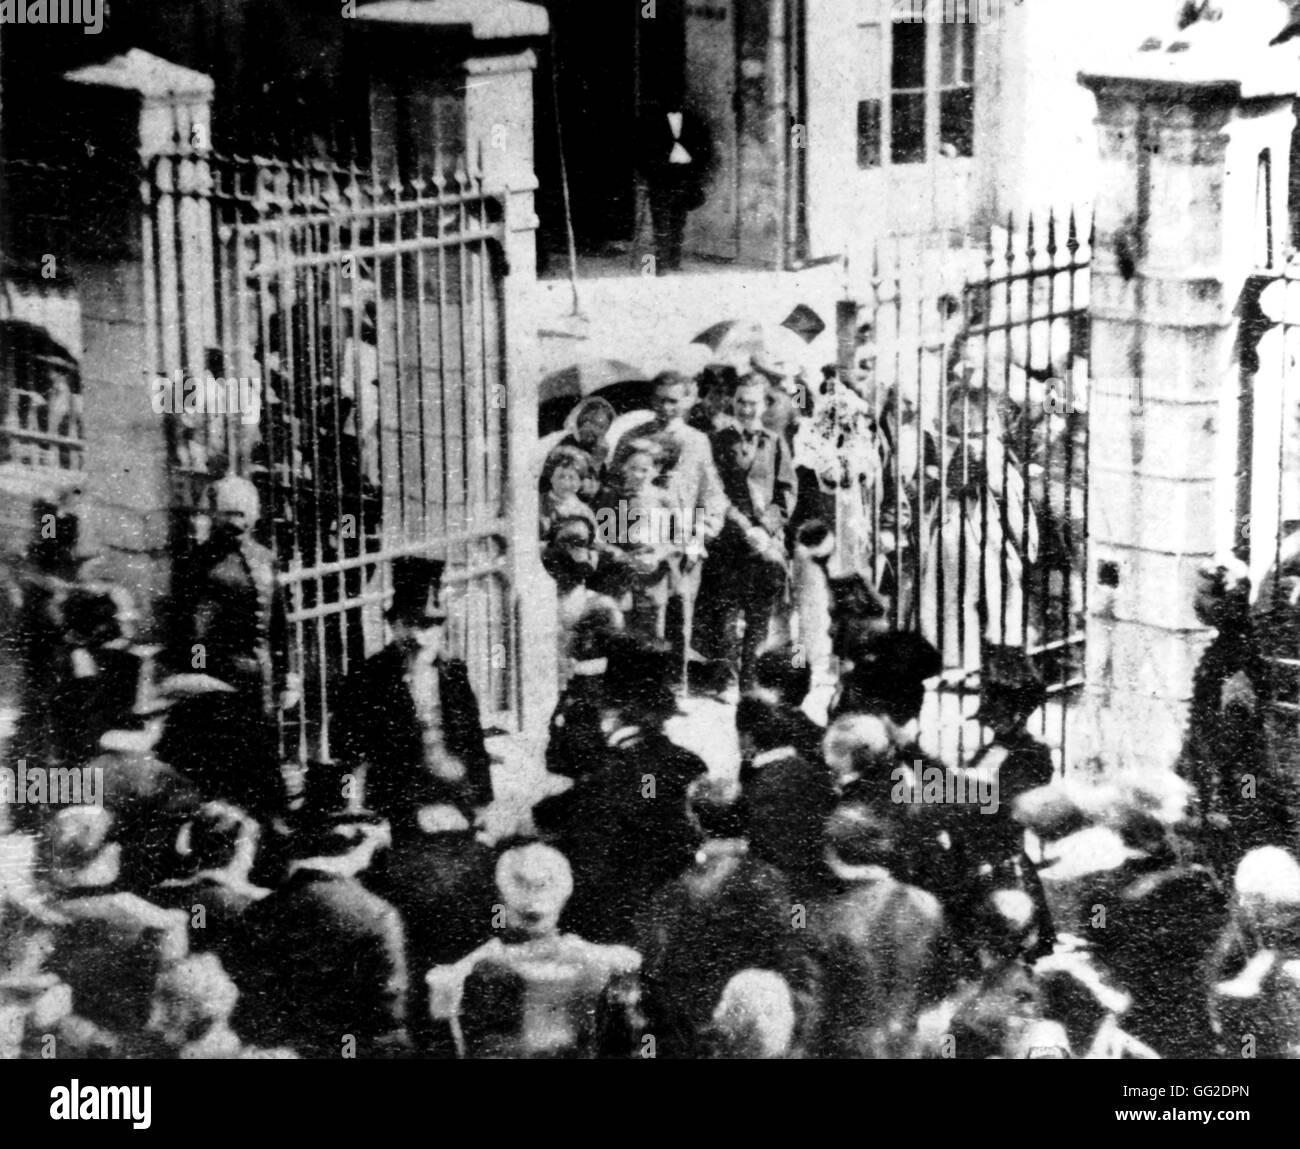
[691,304,828,377]
[537,358,648,435]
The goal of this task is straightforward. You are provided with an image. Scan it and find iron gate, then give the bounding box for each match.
[144,143,517,765]
[1240,253,1300,746]
[843,212,1092,765]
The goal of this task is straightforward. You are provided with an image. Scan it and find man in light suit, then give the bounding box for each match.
[698,376,796,693]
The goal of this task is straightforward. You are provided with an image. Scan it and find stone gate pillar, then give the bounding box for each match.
[1077,18,1298,777]
[351,0,557,736]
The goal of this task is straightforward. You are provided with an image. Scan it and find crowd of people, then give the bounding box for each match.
[2,463,1299,1058]
[538,355,1082,702]
[2,341,1299,1058]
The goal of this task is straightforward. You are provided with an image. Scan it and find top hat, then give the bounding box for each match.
[602,634,683,717]
[386,557,448,625]
[827,573,888,621]
[974,644,1047,720]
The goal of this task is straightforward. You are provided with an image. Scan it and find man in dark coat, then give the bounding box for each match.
[955,644,1056,958]
[1180,557,1284,875]
[364,804,498,1053]
[545,598,624,782]
[331,557,493,831]
[229,813,408,1058]
[736,692,837,900]
[748,644,825,763]
[805,804,949,1058]
[537,638,707,945]
[637,103,713,273]
[698,376,798,693]
[635,776,816,1058]
[149,801,268,965]
[160,475,297,820]
[41,806,190,1048]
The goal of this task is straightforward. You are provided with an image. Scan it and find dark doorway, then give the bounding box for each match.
[537,0,685,275]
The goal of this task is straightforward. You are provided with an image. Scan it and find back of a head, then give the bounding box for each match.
[601,635,678,723]
[154,952,239,1026]
[823,714,894,775]
[824,803,898,871]
[752,645,811,709]
[687,775,746,842]
[711,969,796,1059]
[569,599,624,663]
[182,802,256,873]
[1235,846,1300,910]
[735,692,789,752]
[46,805,117,889]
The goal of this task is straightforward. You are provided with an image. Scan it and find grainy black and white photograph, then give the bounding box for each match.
[0,0,1296,1097]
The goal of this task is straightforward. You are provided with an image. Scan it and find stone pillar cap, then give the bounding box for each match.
[1080,6,1300,100]
[354,0,548,39]
[63,49,213,100]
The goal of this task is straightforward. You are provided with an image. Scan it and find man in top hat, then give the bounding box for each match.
[161,474,298,820]
[8,492,97,830]
[536,636,707,946]
[40,806,190,1049]
[331,557,494,831]
[950,645,1056,959]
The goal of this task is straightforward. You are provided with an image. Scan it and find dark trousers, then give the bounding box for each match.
[649,185,690,273]
[696,550,787,690]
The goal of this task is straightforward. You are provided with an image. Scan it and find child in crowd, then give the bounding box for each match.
[593,439,676,642]
[539,445,597,541]
[559,397,617,503]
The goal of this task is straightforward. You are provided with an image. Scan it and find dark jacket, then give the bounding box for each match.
[742,746,838,899]
[168,532,291,709]
[710,424,798,549]
[635,840,814,1058]
[230,867,408,1057]
[365,830,498,1043]
[332,647,493,824]
[546,673,608,780]
[46,889,189,1034]
[149,874,264,964]
[543,726,707,946]
[805,871,946,1059]
[636,106,713,207]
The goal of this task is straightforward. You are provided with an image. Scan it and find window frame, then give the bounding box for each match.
[856,7,978,172]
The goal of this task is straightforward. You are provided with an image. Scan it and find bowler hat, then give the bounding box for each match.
[386,556,448,625]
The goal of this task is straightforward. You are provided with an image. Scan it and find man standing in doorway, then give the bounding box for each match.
[637,103,712,274]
